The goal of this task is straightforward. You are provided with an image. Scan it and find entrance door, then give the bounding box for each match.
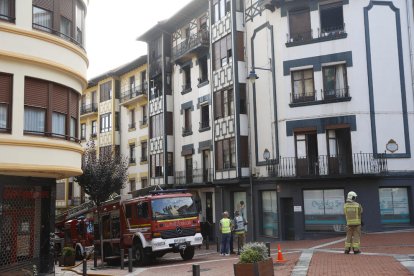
[280,198,295,240]
[205,192,214,240]
[295,132,319,176]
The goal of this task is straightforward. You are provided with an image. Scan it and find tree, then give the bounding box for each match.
[75,141,128,265]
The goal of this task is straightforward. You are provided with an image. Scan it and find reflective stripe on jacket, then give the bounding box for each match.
[234,216,245,234]
[220,218,231,234]
[344,201,362,226]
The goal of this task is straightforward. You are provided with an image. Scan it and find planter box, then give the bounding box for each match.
[59,255,76,267]
[233,258,274,276]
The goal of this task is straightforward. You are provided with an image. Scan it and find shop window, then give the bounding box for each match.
[379,188,410,225]
[303,189,345,231]
[260,191,278,237]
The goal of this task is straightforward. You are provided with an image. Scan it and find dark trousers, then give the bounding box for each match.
[220,233,231,254]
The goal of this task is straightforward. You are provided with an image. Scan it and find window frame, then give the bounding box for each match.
[291,68,315,102]
[100,112,112,133]
[32,5,52,33]
[0,0,15,23]
[80,123,86,140]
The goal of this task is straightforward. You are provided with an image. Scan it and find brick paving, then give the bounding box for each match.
[55,229,414,276]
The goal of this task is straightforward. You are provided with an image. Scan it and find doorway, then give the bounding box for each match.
[204,192,214,241]
[280,198,295,240]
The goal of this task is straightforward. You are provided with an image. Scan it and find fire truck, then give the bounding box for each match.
[95,189,203,265]
[55,200,95,259]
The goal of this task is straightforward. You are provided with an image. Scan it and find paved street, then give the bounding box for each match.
[55,229,414,276]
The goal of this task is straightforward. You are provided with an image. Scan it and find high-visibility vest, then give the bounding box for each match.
[344,201,362,226]
[234,216,245,234]
[220,218,231,234]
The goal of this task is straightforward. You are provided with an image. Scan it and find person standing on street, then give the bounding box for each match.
[344,191,363,254]
[233,211,247,254]
[219,211,233,256]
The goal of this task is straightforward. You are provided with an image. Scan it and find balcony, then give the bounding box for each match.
[289,88,351,107]
[290,91,316,104]
[286,24,347,47]
[172,29,209,64]
[80,103,98,116]
[264,153,388,179]
[322,87,350,101]
[175,168,213,186]
[120,84,148,106]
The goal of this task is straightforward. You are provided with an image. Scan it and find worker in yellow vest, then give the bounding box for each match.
[219,211,233,256]
[344,191,363,254]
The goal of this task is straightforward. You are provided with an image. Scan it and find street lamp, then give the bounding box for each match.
[247,58,273,84]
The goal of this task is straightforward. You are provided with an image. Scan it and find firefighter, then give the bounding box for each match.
[219,211,233,256]
[344,191,363,254]
[233,210,247,254]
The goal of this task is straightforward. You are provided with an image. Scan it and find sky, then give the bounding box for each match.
[85,0,193,79]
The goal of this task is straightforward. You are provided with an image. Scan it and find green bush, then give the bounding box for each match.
[62,247,75,257]
[239,242,268,264]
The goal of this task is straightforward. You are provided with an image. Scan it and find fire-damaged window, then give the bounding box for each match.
[320,2,344,35]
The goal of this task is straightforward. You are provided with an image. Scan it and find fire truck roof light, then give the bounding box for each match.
[149,189,188,195]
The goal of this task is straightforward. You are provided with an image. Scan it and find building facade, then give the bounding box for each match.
[137,0,414,242]
[0,0,87,273]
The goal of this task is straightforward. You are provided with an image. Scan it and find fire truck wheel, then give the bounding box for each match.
[180,246,195,260]
[133,242,150,266]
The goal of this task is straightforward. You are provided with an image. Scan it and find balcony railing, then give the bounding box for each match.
[175,168,213,185]
[265,153,388,178]
[120,84,147,103]
[322,87,350,100]
[172,29,209,61]
[80,103,98,115]
[319,24,346,38]
[290,91,316,104]
[287,30,313,43]
[286,24,347,46]
[32,23,84,49]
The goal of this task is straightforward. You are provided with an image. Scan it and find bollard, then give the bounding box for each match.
[192,264,200,276]
[82,259,87,276]
[93,249,97,268]
[206,236,209,250]
[128,248,133,273]
[120,249,124,270]
[216,237,219,252]
[237,235,240,255]
[266,242,271,257]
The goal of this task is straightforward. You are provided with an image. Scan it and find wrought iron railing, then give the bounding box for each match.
[265,153,387,178]
[80,103,98,115]
[175,168,213,185]
[319,24,346,38]
[287,30,313,43]
[32,23,84,49]
[290,91,316,103]
[322,87,350,100]
[120,84,147,103]
[172,29,209,60]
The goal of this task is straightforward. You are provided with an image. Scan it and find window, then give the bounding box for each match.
[214,89,234,119]
[291,69,315,103]
[295,132,318,176]
[24,107,45,133]
[52,112,66,137]
[150,113,163,138]
[213,35,232,70]
[320,3,344,34]
[379,188,410,225]
[322,64,348,99]
[81,123,86,140]
[141,141,148,162]
[198,56,208,84]
[183,108,192,135]
[185,155,193,184]
[129,144,136,164]
[141,178,148,189]
[239,85,247,114]
[100,113,112,133]
[151,153,163,177]
[288,8,312,42]
[129,76,135,91]
[261,191,278,237]
[182,66,191,92]
[91,120,97,136]
[60,16,71,39]
[129,109,135,129]
[212,0,230,24]
[33,6,52,32]
[130,180,136,192]
[100,81,112,102]
[303,189,345,231]
[0,0,14,22]
[140,71,146,91]
[234,192,247,221]
[0,73,12,131]
[115,112,119,131]
[70,117,76,139]
[76,1,85,45]
[141,105,147,126]
[215,138,236,170]
[200,104,209,130]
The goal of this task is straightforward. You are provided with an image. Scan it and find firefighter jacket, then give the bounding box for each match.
[220,218,232,234]
[233,215,245,234]
[344,200,363,226]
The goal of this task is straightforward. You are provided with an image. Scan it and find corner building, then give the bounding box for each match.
[0,0,87,273]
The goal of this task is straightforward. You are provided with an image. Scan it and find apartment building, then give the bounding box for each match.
[0,0,87,273]
[75,56,148,200]
[137,0,414,242]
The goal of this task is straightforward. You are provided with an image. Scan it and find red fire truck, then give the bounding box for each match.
[95,189,203,265]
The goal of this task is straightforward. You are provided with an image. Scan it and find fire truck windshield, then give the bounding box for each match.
[151,196,198,220]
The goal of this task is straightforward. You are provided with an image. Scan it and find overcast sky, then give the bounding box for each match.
[85,0,192,79]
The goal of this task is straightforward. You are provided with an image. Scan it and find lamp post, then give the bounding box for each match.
[247,58,273,84]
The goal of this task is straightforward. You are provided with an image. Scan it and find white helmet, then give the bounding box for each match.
[347,191,357,200]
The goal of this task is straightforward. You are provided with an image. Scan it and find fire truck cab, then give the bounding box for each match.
[63,215,94,259]
[95,190,203,265]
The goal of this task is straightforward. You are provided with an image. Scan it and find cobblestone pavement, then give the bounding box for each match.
[55,229,414,276]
